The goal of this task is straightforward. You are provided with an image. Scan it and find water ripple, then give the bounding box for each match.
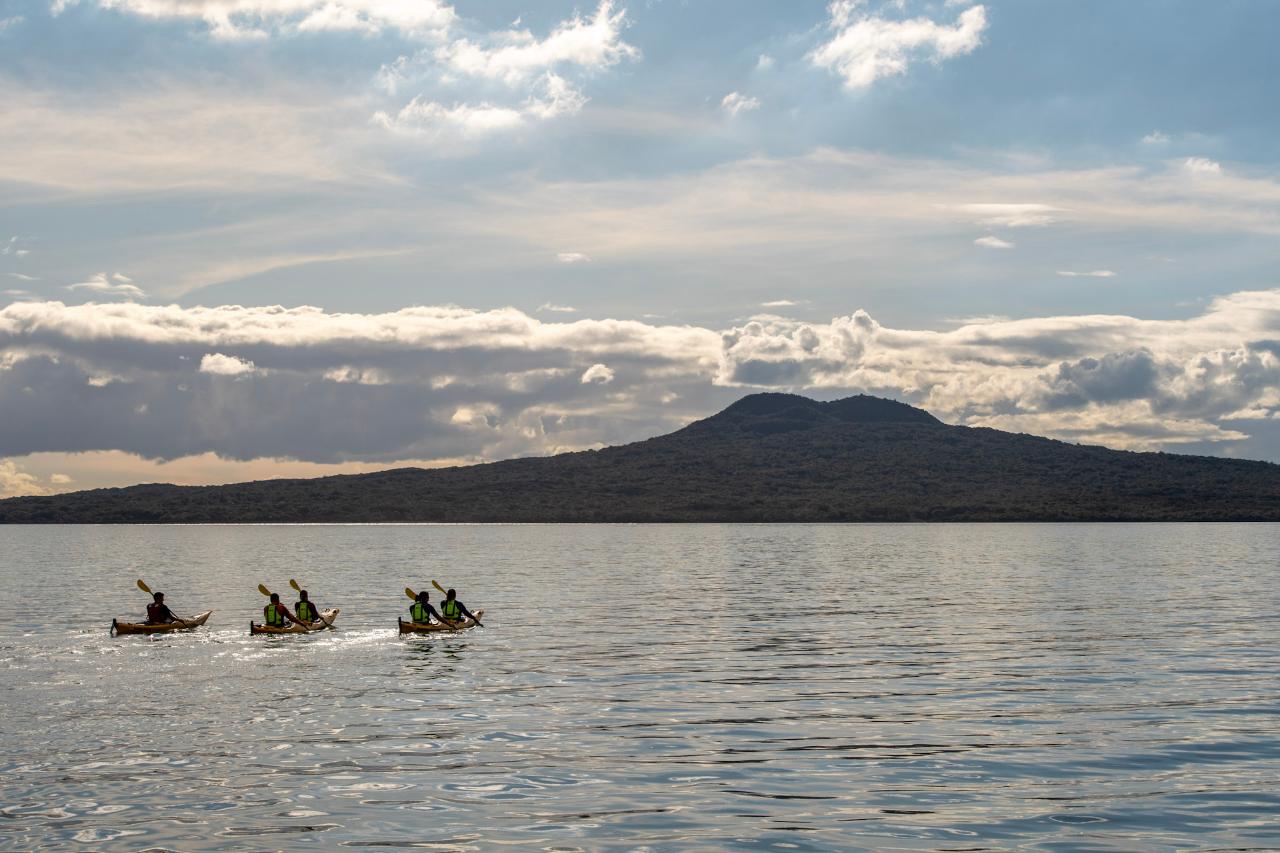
[1,523,1278,851]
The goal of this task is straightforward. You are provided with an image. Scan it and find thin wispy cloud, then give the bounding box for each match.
[974,235,1014,249]
[960,203,1060,228]
[2,236,30,257]
[1057,270,1116,278]
[56,0,457,41]
[66,273,144,300]
[556,252,591,264]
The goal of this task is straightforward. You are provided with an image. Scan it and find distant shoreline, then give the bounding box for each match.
[4,393,1279,524]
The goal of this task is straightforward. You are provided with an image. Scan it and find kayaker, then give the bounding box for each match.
[440,588,476,624]
[294,589,321,624]
[145,592,178,624]
[409,590,442,625]
[263,592,305,629]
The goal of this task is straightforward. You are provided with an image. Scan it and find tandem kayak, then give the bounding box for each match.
[398,609,485,634]
[112,610,213,635]
[250,608,340,635]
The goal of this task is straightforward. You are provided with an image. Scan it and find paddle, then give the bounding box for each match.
[137,578,188,626]
[433,580,483,628]
[289,578,334,630]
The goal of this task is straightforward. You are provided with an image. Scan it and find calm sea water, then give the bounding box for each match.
[0,524,1277,851]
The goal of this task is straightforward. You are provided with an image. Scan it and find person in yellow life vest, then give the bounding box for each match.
[263,592,305,629]
[440,588,477,624]
[409,590,442,625]
[294,589,322,624]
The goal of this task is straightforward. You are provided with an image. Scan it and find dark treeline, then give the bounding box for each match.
[3,393,1280,523]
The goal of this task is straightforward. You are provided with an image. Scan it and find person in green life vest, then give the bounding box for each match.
[440,588,477,624]
[263,592,305,629]
[294,589,322,624]
[409,590,442,625]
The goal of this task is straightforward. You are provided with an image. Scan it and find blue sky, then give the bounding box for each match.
[2,0,1280,494]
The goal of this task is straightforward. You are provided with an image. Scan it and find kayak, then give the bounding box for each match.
[250,608,340,635]
[112,610,213,635]
[398,609,485,634]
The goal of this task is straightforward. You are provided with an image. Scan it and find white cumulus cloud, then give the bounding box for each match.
[974,235,1013,249]
[810,2,988,89]
[581,363,615,384]
[5,293,1280,464]
[721,91,761,116]
[1184,157,1223,176]
[199,353,258,376]
[436,0,638,85]
[0,459,50,497]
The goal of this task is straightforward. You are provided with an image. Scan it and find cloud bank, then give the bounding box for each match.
[3,294,1280,474]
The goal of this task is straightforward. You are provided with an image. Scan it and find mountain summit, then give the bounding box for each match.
[3,393,1279,522]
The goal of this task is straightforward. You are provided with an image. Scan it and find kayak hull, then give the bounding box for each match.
[398,609,484,634]
[250,608,340,635]
[112,610,213,635]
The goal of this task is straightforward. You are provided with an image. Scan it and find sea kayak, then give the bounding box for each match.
[250,608,340,635]
[398,609,485,634]
[112,610,213,635]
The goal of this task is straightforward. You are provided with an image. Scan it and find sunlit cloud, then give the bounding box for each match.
[811,2,988,89]
[974,235,1013,249]
[4,294,1280,466]
[722,91,761,116]
[436,0,638,85]
[56,0,458,41]
[1184,156,1223,176]
[959,203,1060,228]
[66,272,145,300]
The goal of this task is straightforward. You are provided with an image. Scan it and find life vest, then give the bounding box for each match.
[410,601,431,623]
[264,604,285,627]
[147,602,164,622]
[442,599,462,620]
[296,600,315,622]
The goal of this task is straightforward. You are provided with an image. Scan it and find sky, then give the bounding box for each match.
[2,0,1280,496]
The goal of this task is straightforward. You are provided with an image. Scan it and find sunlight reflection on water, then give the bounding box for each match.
[1,523,1278,851]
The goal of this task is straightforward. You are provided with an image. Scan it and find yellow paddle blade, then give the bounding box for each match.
[404,587,418,600]
[289,578,302,592]
[257,583,272,597]
[136,578,152,595]
[432,580,447,594]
